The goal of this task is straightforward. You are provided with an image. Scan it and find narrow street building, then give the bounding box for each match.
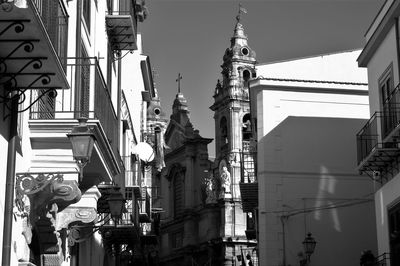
[0,1,160,265]
[357,1,400,264]
[249,50,377,265]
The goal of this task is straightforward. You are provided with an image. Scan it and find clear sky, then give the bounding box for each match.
[139,0,381,158]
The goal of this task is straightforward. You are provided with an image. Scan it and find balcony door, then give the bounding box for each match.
[380,64,395,139]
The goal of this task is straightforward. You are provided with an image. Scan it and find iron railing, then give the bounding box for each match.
[29,57,119,158]
[373,252,390,266]
[122,155,141,187]
[356,110,400,166]
[357,112,381,165]
[31,0,68,70]
[122,189,139,226]
[107,3,138,34]
[240,141,257,183]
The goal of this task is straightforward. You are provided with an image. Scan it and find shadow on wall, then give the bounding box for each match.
[257,116,377,266]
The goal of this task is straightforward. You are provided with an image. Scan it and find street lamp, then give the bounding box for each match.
[67,118,96,181]
[302,232,317,263]
[107,189,125,223]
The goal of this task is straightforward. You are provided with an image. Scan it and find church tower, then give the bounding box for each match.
[209,7,257,265]
[210,8,256,159]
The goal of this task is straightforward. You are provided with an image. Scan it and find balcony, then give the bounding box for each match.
[105,1,146,51]
[123,155,142,199]
[28,57,122,188]
[0,0,69,104]
[239,141,258,212]
[139,190,151,223]
[371,252,390,266]
[98,185,141,252]
[357,111,400,180]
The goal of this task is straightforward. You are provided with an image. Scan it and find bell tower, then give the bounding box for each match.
[210,7,256,161]
[210,7,256,180]
[209,6,257,265]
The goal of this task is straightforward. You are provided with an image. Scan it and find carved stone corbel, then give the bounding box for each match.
[56,207,97,231]
[15,172,82,225]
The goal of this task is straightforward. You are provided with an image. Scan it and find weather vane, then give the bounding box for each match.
[176,73,182,93]
[236,3,247,23]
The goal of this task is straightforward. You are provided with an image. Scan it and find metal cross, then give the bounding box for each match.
[176,73,182,93]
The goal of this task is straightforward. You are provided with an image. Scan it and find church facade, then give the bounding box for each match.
[158,10,258,266]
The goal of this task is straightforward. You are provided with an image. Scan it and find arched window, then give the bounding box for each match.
[242,113,252,141]
[220,116,228,146]
[243,69,250,82]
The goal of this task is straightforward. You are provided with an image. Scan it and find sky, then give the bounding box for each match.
[138,0,382,158]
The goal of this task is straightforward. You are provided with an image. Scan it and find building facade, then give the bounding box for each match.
[249,50,377,266]
[0,0,160,265]
[357,1,400,265]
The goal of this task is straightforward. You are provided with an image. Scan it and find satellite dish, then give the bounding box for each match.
[133,142,155,163]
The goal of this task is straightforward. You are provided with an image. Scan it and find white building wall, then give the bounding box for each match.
[257,117,376,266]
[121,34,148,142]
[257,50,367,83]
[255,88,369,140]
[362,14,400,259]
[375,174,400,258]
[365,25,399,114]
[251,50,375,265]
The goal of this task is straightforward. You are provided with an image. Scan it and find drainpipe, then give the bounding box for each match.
[2,94,19,266]
[280,216,287,266]
[75,0,82,117]
[117,57,121,151]
[395,18,400,81]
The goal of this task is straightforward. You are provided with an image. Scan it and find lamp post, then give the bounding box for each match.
[67,118,96,181]
[302,232,317,264]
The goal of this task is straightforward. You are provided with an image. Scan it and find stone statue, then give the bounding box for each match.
[205,175,217,204]
[220,166,231,198]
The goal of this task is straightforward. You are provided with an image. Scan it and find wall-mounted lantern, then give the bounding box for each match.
[67,118,96,181]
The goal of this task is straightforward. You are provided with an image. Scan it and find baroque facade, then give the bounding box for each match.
[159,11,258,266]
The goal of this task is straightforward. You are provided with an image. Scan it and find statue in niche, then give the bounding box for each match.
[215,79,222,95]
[219,166,231,199]
[204,175,217,204]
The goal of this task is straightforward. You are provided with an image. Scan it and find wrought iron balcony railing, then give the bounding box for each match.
[122,155,141,187]
[373,252,390,266]
[105,0,147,51]
[29,57,119,154]
[241,140,257,183]
[239,141,258,212]
[357,112,381,165]
[31,0,68,70]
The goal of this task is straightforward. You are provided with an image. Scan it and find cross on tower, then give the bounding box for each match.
[176,73,182,93]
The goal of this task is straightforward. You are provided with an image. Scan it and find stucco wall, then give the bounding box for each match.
[366,24,399,114]
[375,173,400,257]
[252,87,369,141]
[257,117,377,266]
